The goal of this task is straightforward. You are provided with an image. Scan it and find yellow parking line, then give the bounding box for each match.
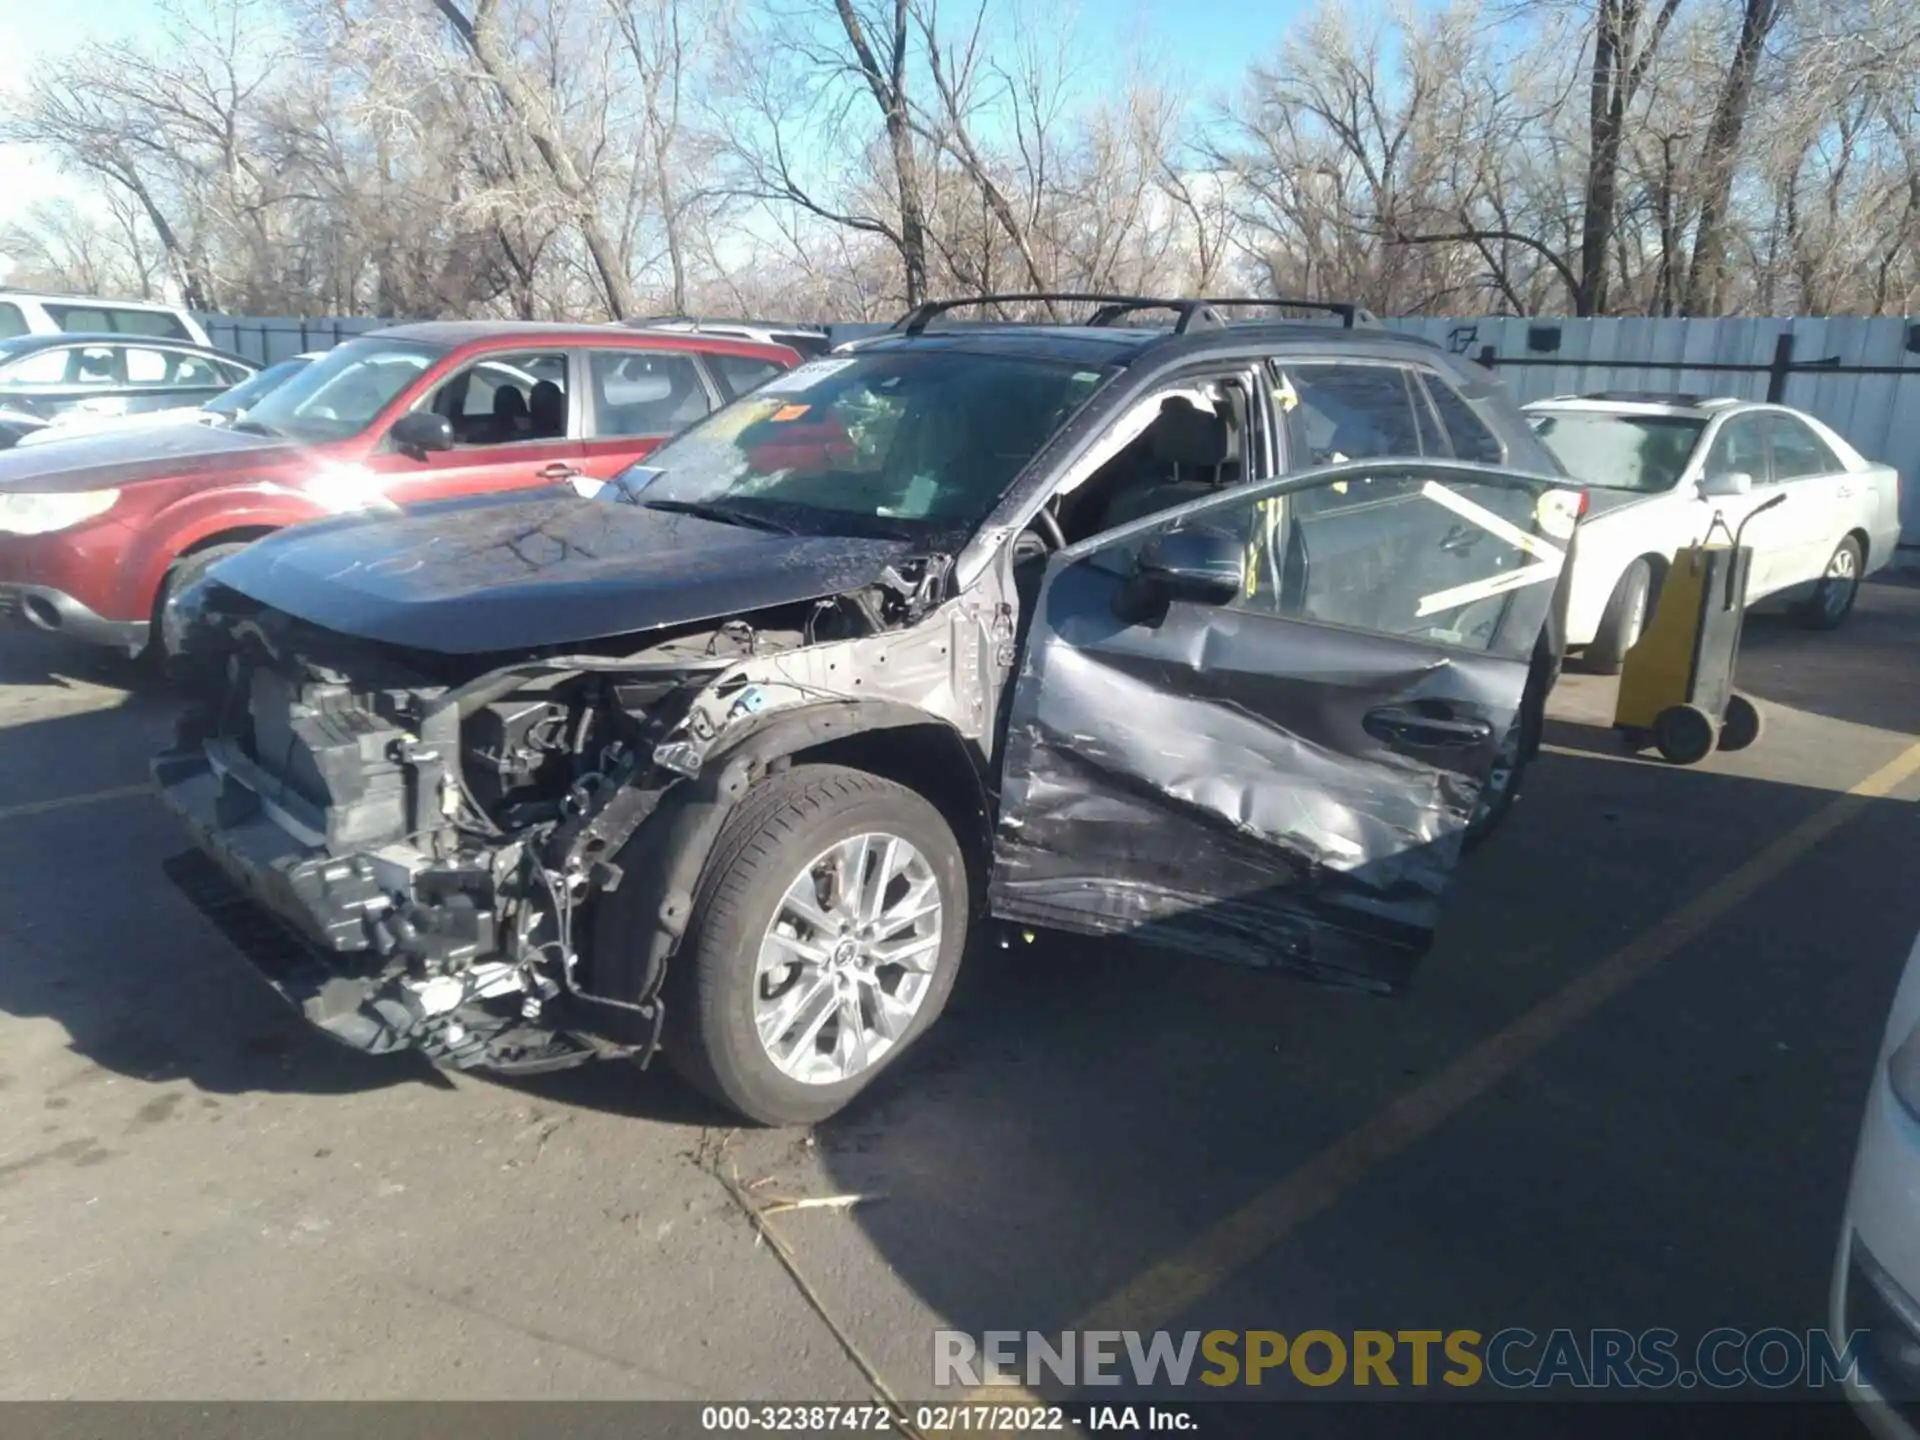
[0,783,151,822]
[1021,737,1920,1352]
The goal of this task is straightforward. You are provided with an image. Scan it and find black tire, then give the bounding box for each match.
[658,764,969,1126]
[1717,693,1763,752]
[1653,704,1717,765]
[148,542,251,665]
[1583,559,1655,675]
[1797,535,1863,631]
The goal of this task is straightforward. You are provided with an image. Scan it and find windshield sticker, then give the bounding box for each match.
[759,357,857,395]
[1273,372,1301,412]
[770,403,811,423]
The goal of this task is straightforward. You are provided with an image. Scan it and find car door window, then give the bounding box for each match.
[423,349,570,445]
[1421,374,1507,464]
[711,353,785,400]
[0,348,73,384]
[0,303,25,340]
[105,309,191,340]
[1274,362,1429,467]
[588,351,712,437]
[1229,465,1571,657]
[69,346,121,386]
[1763,414,1843,480]
[43,305,113,333]
[1703,415,1768,484]
[123,347,172,384]
[1054,376,1260,550]
[146,352,223,387]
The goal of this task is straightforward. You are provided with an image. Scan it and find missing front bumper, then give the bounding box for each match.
[152,749,607,1075]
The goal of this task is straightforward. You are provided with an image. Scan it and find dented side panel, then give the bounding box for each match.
[665,591,1009,771]
[989,546,1537,993]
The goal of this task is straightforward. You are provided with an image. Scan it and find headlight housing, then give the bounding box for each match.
[0,489,121,536]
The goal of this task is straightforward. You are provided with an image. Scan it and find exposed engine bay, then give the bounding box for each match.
[153,553,1000,1075]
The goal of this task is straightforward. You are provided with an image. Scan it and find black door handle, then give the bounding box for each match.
[538,462,582,481]
[1363,705,1495,748]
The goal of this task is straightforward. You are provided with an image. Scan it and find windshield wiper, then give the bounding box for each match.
[230,419,281,438]
[641,498,796,534]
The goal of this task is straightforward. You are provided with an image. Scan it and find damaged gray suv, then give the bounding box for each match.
[154,295,1582,1125]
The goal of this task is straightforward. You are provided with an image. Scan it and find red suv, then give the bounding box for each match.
[0,321,800,654]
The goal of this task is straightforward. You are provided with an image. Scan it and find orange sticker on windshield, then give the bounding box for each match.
[770,404,811,422]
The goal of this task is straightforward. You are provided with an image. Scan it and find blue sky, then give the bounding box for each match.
[0,0,1312,250]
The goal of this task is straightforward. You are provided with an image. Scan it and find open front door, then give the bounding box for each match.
[989,459,1580,992]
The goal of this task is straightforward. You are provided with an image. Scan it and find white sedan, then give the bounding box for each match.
[15,351,324,446]
[1526,393,1904,672]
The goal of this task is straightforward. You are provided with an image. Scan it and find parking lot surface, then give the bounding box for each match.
[1,576,1917,1426]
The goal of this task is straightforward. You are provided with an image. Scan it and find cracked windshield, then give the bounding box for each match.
[619,351,1107,539]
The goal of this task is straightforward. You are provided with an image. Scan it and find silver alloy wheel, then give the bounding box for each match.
[1623,579,1650,650]
[1821,545,1859,620]
[752,831,943,1085]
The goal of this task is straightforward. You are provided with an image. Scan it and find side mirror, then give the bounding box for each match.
[1135,526,1245,607]
[1699,470,1753,498]
[389,411,455,457]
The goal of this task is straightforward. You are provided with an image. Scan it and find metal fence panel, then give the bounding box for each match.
[195,314,388,366]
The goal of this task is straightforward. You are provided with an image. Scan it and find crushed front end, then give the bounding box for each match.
[151,555,971,1076]
[152,614,676,1071]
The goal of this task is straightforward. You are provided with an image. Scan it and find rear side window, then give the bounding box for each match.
[0,303,25,339]
[711,354,785,399]
[1422,375,1507,465]
[43,304,112,333]
[42,303,190,340]
[107,309,192,340]
[588,351,712,437]
[1275,363,1430,468]
[125,348,225,386]
[1763,414,1843,480]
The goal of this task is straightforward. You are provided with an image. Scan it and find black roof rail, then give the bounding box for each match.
[892,293,1372,337]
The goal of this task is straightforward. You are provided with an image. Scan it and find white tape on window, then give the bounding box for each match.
[1412,479,1567,618]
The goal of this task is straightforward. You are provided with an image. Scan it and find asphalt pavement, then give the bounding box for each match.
[0,576,1916,1433]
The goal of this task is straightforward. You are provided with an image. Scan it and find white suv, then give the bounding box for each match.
[1526,393,1904,671]
[0,290,212,348]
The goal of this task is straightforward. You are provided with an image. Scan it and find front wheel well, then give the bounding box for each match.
[1847,528,1870,566]
[178,526,278,560]
[786,725,994,910]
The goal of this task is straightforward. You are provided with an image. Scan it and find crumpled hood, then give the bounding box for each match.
[0,422,294,493]
[207,489,921,654]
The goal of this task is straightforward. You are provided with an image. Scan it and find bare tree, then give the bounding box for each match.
[431,0,639,316]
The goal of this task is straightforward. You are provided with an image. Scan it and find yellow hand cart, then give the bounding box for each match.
[1614,493,1784,765]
